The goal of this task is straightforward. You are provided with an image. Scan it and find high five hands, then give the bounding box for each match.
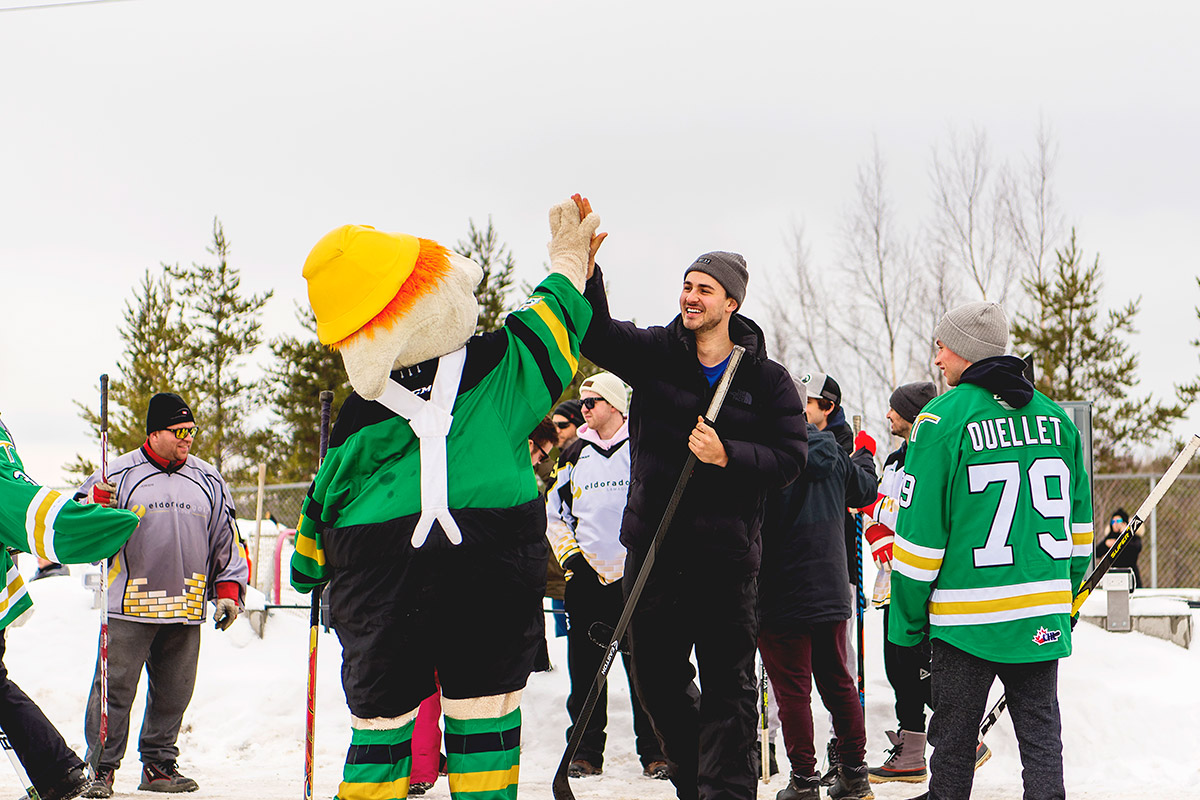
[571,194,607,280]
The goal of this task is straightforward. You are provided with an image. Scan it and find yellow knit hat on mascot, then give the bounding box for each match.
[303,224,422,346]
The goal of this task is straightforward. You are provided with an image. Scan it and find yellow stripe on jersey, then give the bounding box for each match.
[294,530,326,566]
[930,590,1072,617]
[530,298,578,375]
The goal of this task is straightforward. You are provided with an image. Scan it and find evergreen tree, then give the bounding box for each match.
[246,305,351,483]
[456,217,517,334]
[165,218,272,473]
[69,267,191,478]
[1011,230,1189,470]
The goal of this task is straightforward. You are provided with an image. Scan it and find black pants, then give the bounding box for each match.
[928,640,1064,800]
[0,631,84,793]
[564,570,662,769]
[624,549,759,800]
[84,619,201,771]
[882,605,933,732]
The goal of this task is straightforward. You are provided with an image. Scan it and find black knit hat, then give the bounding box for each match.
[889,382,938,423]
[553,398,584,428]
[146,392,194,434]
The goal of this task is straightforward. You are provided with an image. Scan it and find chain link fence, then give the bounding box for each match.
[229,482,310,597]
[1093,474,1200,589]
[224,474,1200,595]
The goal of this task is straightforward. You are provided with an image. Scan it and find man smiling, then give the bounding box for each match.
[581,234,808,800]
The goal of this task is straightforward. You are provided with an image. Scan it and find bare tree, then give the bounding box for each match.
[763,222,837,377]
[928,127,1019,304]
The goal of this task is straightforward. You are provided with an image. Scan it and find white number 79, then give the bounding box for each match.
[968,457,1074,568]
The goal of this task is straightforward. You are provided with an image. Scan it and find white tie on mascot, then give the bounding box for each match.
[292,197,599,800]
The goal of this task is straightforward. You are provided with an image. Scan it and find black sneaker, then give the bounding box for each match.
[138,761,198,793]
[81,768,115,799]
[408,781,434,796]
[643,761,670,780]
[43,766,91,800]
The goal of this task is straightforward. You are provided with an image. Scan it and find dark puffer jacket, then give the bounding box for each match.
[582,266,808,574]
[758,424,878,627]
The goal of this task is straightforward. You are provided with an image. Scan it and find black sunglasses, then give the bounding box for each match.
[581,397,608,409]
[554,420,574,429]
[164,426,200,440]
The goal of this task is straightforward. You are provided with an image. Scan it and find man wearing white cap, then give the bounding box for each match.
[546,373,667,781]
[890,301,1092,800]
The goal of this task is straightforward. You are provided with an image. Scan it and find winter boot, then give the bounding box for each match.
[868,730,927,783]
[775,771,820,800]
[829,763,874,800]
[80,768,115,799]
[819,737,840,786]
[42,765,91,800]
[975,740,992,769]
[138,761,198,792]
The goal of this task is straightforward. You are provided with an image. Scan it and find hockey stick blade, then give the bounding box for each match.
[980,433,1200,742]
[552,346,746,800]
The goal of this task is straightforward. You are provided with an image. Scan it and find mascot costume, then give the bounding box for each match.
[291,197,598,800]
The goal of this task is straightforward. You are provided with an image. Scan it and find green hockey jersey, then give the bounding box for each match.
[291,273,591,591]
[0,416,141,628]
[889,382,1092,663]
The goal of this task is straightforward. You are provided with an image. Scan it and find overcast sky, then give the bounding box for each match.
[2,0,1197,485]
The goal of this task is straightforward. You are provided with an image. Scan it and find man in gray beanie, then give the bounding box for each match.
[889,302,1091,800]
[684,251,749,313]
[932,301,1008,386]
[579,210,807,800]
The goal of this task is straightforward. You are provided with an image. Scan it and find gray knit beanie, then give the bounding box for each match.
[684,251,748,310]
[934,301,1009,363]
[889,381,938,423]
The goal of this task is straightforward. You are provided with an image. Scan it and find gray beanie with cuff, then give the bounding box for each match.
[684,251,748,310]
[934,301,1009,363]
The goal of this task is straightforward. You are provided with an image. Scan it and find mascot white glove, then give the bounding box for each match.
[213,598,239,631]
[547,196,600,291]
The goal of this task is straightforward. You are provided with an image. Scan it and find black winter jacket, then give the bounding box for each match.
[758,424,878,627]
[582,266,808,574]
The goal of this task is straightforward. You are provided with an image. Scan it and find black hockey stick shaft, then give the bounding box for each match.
[551,345,746,800]
[303,390,334,800]
[853,415,866,710]
[979,433,1200,741]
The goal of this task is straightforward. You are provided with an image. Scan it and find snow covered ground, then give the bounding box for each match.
[4,554,1199,800]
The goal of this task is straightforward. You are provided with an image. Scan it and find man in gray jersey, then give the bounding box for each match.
[77,392,248,797]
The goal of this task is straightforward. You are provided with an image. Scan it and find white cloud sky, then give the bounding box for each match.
[2,0,1197,484]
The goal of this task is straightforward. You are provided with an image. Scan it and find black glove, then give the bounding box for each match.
[563,552,597,581]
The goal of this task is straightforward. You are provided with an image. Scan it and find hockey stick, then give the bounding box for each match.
[759,657,771,783]
[853,415,866,710]
[303,390,334,800]
[0,725,41,799]
[551,345,746,800]
[979,433,1200,741]
[91,374,110,776]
